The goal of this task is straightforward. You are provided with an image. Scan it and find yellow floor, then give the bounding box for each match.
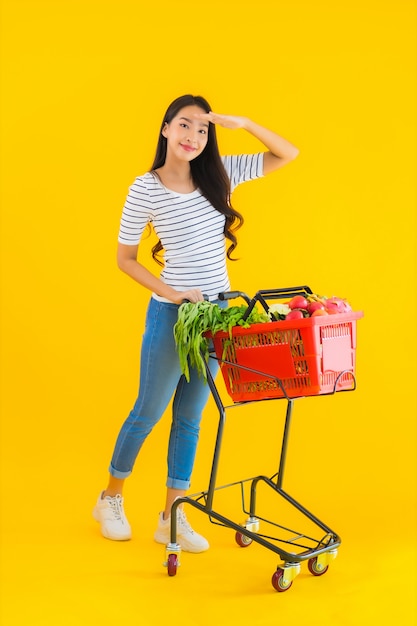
[1,476,415,625]
[1,384,416,625]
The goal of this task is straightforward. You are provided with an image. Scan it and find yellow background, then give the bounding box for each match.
[0,0,416,624]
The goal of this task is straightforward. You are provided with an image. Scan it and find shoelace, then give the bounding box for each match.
[177,508,195,534]
[107,495,124,521]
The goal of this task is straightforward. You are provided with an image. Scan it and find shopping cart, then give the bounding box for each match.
[164,286,363,592]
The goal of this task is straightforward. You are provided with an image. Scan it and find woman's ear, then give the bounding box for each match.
[161,122,168,137]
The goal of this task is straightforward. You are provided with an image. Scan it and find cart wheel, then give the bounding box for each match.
[167,553,178,577]
[235,531,253,548]
[308,557,329,577]
[271,568,293,592]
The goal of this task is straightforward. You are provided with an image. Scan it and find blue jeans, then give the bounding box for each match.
[109,297,225,490]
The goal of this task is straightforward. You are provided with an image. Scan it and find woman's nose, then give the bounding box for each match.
[187,131,198,144]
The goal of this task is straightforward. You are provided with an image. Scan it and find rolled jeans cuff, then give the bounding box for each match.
[109,464,132,480]
[166,476,190,490]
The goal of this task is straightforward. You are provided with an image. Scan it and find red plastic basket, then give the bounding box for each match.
[210,311,364,401]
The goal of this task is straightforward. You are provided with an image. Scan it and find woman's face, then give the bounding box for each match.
[162,105,210,162]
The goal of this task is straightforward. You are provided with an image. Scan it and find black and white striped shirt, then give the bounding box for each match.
[118,153,264,301]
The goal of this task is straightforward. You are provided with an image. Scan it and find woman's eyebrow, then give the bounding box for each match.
[179,116,209,129]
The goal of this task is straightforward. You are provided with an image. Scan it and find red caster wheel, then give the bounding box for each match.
[308,556,329,577]
[167,553,178,577]
[235,531,253,548]
[271,568,293,592]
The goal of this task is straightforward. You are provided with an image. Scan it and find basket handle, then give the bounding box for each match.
[218,290,251,304]
[242,286,313,320]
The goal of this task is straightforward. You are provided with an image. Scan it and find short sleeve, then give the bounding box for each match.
[222,153,264,192]
[117,176,153,245]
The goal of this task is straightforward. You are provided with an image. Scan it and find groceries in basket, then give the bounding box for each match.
[174,287,363,399]
[269,294,353,321]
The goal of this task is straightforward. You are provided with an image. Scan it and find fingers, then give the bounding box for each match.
[194,111,224,124]
[194,112,216,124]
[177,289,204,304]
[194,112,244,130]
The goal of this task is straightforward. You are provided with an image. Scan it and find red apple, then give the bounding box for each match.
[307,301,326,315]
[286,309,304,320]
[288,295,309,310]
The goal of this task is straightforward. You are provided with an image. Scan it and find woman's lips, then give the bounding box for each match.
[180,144,196,152]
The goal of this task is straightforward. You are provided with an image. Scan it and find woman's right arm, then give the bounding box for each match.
[117,243,204,304]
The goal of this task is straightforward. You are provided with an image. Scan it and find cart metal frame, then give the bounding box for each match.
[164,288,359,591]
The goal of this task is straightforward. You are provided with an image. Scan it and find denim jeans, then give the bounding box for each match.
[109,297,226,490]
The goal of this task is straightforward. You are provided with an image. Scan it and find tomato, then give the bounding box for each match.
[286,309,304,320]
[288,295,309,310]
[311,309,329,317]
[307,301,325,315]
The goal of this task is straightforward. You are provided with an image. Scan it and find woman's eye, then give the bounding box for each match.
[180,123,188,129]
[199,129,207,135]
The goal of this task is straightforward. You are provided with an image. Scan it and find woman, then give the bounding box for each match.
[93,94,299,552]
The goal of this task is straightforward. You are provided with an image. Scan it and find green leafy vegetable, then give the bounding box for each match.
[174,302,269,381]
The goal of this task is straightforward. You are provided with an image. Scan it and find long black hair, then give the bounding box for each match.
[150,94,244,265]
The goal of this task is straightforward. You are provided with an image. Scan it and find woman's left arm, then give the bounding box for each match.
[197,112,299,175]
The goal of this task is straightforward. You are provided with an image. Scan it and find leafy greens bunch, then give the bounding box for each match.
[174,301,269,381]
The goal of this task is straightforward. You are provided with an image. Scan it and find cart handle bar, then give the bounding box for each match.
[218,286,313,320]
[218,290,251,304]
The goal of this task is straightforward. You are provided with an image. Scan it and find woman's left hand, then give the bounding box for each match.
[195,112,248,129]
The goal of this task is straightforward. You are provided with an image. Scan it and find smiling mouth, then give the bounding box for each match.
[180,144,197,152]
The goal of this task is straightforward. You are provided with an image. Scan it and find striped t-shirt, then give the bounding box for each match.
[118,153,264,301]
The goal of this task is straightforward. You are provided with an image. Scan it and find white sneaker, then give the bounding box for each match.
[92,492,132,541]
[154,508,209,553]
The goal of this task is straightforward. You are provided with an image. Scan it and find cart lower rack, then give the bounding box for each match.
[164,287,363,592]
